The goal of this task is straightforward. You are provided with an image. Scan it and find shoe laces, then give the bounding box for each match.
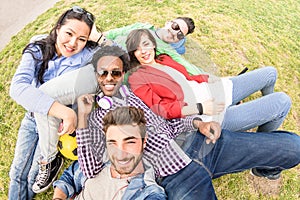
[35,162,50,185]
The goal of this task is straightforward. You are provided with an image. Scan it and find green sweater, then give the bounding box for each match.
[105,22,205,75]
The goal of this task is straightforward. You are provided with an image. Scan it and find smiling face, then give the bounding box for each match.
[134,34,156,65]
[159,19,189,43]
[55,19,90,57]
[96,56,124,97]
[106,124,145,177]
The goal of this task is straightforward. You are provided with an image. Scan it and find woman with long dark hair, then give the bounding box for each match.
[9,6,103,199]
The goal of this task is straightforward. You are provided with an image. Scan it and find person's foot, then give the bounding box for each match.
[250,168,281,180]
[32,156,64,193]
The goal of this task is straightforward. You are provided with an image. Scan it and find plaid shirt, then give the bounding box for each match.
[76,87,198,179]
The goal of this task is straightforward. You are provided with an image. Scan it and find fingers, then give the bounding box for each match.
[83,94,95,104]
[57,122,76,136]
[198,122,215,142]
[215,103,225,113]
[78,94,95,115]
[203,122,221,144]
[78,94,95,104]
[202,100,225,115]
[57,109,78,136]
[89,24,100,41]
[205,128,216,144]
[209,122,221,144]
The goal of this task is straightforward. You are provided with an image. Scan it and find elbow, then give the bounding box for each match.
[9,82,18,100]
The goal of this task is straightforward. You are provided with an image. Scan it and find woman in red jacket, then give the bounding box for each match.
[125,28,291,133]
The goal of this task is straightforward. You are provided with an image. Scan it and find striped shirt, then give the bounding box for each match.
[76,87,198,179]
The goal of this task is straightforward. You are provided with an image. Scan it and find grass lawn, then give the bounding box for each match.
[0,0,299,199]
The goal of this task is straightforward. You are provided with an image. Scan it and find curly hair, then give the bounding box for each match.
[90,45,130,73]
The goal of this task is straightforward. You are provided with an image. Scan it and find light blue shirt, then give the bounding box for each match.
[10,43,97,115]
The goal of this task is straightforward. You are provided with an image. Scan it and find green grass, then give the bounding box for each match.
[0,0,299,199]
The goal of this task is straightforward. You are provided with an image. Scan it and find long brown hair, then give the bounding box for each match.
[125,29,158,68]
[23,6,97,84]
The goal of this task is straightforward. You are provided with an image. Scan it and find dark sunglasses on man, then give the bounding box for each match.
[96,70,123,79]
[171,21,185,40]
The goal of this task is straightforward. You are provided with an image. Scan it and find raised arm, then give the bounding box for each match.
[76,94,106,178]
[76,116,106,178]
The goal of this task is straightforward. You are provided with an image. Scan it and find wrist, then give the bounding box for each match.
[193,117,202,129]
[77,112,89,128]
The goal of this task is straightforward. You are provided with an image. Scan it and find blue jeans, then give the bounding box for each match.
[159,130,300,200]
[9,112,40,200]
[222,66,291,132]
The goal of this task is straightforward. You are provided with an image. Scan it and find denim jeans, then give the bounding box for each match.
[9,112,40,200]
[160,130,300,200]
[222,66,291,132]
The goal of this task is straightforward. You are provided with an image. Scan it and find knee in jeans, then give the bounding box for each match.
[286,133,300,165]
[276,92,291,112]
[264,66,277,85]
[9,166,23,181]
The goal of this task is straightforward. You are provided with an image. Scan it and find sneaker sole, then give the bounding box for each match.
[249,169,281,181]
[32,157,64,193]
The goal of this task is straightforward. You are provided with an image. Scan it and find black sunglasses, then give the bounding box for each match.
[96,70,123,79]
[171,22,185,40]
[71,6,94,23]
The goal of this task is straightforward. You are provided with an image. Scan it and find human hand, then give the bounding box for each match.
[53,187,67,200]
[48,102,77,135]
[77,94,95,129]
[194,120,221,144]
[57,108,77,136]
[77,94,95,116]
[202,99,225,115]
[89,23,102,42]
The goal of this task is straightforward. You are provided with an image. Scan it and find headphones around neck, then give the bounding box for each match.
[95,85,130,109]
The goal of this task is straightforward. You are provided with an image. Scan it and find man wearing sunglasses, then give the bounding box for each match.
[162,20,191,55]
[103,17,204,75]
